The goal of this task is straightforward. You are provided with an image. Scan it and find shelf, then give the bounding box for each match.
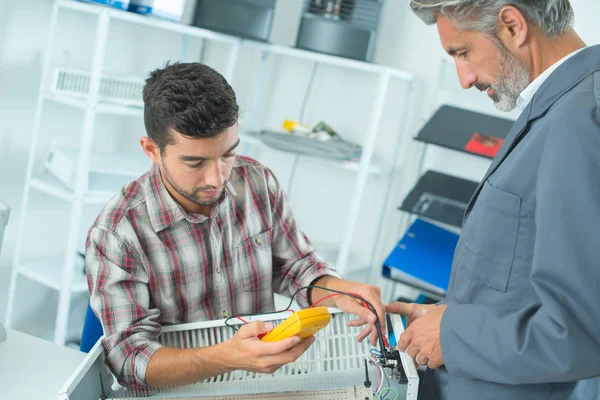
[31,146,149,205]
[54,2,413,82]
[239,131,387,175]
[43,93,144,116]
[29,172,134,205]
[233,40,414,82]
[45,145,149,187]
[17,255,88,293]
[399,170,479,228]
[415,105,514,159]
[57,0,241,45]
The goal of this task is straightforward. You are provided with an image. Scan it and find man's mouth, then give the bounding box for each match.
[476,83,491,92]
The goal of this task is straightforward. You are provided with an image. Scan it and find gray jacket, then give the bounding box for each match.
[421,45,600,400]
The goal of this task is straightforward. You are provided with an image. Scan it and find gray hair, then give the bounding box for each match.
[410,0,574,37]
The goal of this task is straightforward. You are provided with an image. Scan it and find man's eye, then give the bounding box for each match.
[187,161,204,168]
[223,152,236,159]
[458,52,468,59]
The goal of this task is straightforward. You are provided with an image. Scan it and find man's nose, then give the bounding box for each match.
[456,62,478,89]
[204,161,224,188]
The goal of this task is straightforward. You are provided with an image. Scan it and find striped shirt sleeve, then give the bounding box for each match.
[86,226,163,387]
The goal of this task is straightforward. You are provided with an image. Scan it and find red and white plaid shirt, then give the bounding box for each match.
[85,156,340,387]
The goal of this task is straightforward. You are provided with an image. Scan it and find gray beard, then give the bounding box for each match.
[489,45,531,112]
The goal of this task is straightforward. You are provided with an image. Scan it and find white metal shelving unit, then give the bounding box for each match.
[5,0,415,345]
[241,40,415,276]
[4,0,242,345]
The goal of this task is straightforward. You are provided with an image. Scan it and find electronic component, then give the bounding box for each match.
[260,307,331,342]
[59,310,419,399]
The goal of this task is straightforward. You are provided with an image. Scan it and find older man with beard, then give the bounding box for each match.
[386,1,600,400]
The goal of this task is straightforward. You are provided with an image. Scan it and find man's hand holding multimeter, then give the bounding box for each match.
[222,279,387,375]
[222,318,317,375]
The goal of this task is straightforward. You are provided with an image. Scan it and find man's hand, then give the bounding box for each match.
[311,277,385,347]
[386,302,438,327]
[386,302,447,369]
[223,321,315,374]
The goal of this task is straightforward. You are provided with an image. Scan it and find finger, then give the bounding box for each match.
[346,318,368,328]
[354,287,385,330]
[416,353,429,366]
[260,336,303,355]
[337,296,376,324]
[385,302,415,316]
[373,285,382,297]
[263,336,316,366]
[406,345,419,360]
[368,298,386,344]
[237,321,274,339]
[369,326,378,347]
[357,325,372,343]
[398,329,412,351]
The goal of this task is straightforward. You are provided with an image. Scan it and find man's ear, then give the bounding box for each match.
[140,136,162,164]
[496,5,528,51]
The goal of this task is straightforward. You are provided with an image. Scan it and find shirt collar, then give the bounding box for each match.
[516,48,585,112]
[145,163,236,232]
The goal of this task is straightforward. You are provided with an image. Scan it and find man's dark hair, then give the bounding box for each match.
[142,62,239,152]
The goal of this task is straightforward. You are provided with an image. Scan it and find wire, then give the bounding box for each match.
[370,354,383,393]
[370,349,392,398]
[225,309,296,332]
[370,349,382,357]
[378,387,399,400]
[309,293,340,307]
[306,285,387,352]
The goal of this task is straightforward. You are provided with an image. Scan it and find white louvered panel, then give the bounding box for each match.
[116,311,375,398]
[52,68,144,106]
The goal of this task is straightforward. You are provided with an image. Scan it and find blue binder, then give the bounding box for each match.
[382,218,459,296]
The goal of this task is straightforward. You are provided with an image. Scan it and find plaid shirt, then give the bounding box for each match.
[85,156,340,387]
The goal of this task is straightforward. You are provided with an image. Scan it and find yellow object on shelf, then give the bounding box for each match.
[260,307,331,342]
[282,119,300,132]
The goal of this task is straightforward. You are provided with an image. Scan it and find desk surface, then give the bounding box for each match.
[0,328,86,400]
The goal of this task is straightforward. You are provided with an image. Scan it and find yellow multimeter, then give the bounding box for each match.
[260,307,331,342]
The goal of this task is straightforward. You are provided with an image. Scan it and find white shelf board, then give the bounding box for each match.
[54,2,412,83]
[46,146,150,186]
[244,40,414,82]
[30,169,123,206]
[239,131,388,175]
[17,255,88,293]
[30,173,75,203]
[57,0,241,45]
[43,93,143,116]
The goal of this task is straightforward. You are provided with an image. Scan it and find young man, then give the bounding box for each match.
[86,62,384,388]
[386,1,600,399]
